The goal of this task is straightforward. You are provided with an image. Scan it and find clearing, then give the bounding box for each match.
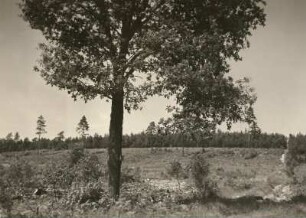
[0,147,305,217]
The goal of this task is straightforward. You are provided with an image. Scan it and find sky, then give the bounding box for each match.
[0,0,305,139]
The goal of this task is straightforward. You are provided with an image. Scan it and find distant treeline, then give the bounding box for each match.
[133,131,288,149]
[0,131,291,153]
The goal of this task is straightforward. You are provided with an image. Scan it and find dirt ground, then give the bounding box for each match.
[1,147,306,217]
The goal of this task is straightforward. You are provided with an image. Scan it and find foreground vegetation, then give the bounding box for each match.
[0,146,305,217]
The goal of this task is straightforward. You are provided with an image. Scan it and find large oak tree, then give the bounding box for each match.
[20,0,266,199]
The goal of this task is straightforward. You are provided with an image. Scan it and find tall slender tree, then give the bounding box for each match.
[20,0,266,199]
[6,132,13,141]
[56,131,65,141]
[36,115,47,140]
[76,115,90,138]
[14,132,21,142]
[146,121,157,150]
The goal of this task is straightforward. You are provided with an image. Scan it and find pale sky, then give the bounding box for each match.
[0,0,305,139]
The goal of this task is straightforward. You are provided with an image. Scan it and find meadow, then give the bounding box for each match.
[0,147,306,217]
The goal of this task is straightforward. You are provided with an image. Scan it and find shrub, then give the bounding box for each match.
[6,160,36,188]
[166,161,187,179]
[65,181,107,209]
[44,162,75,189]
[0,170,13,215]
[165,161,188,191]
[0,159,38,215]
[121,167,141,184]
[74,153,104,183]
[44,153,104,189]
[189,154,217,198]
[0,187,13,216]
[240,149,258,160]
[0,159,39,199]
[68,148,85,166]
[285,134,306,181]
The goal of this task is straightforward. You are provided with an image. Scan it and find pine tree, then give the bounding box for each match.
[146,121,157,149]
[14,132,20,142]
[6,132,13,141]
[36,115,47,140]
[56,131,65,141]
[76,116,89,138]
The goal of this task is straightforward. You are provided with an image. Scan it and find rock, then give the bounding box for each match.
[231,195,264,202]
[33,188,47,196]
[264,185,296,202]
[12,195,23,200]
[280,153,286,164]
[180,204,189,211]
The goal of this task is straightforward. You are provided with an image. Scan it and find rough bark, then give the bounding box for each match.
[108,88,124,200]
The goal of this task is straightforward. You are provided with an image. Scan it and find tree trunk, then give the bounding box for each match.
[108,89,124,200]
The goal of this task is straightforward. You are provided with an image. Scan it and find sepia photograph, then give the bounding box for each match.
[0,0,306,217]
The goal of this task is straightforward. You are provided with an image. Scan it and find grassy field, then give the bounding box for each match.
[0,147,306,217]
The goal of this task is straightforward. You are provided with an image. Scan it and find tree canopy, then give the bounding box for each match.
[20,0,265,113]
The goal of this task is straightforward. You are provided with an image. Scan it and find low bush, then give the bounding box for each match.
[44,162,75,189]
[68,148,85,166]
[189,154,217,198]
[44,153,104,190]
[0,159,39,216]
[240,150,258,160]
[166,161,188,180]
[7,160,36,188]
[285,134,306,181]
[65,181,106,207]
[0,159,39,197]
[74,153,104,183]
[121,167,142,184]
[0,184,13,216]
[0,153,106,216]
